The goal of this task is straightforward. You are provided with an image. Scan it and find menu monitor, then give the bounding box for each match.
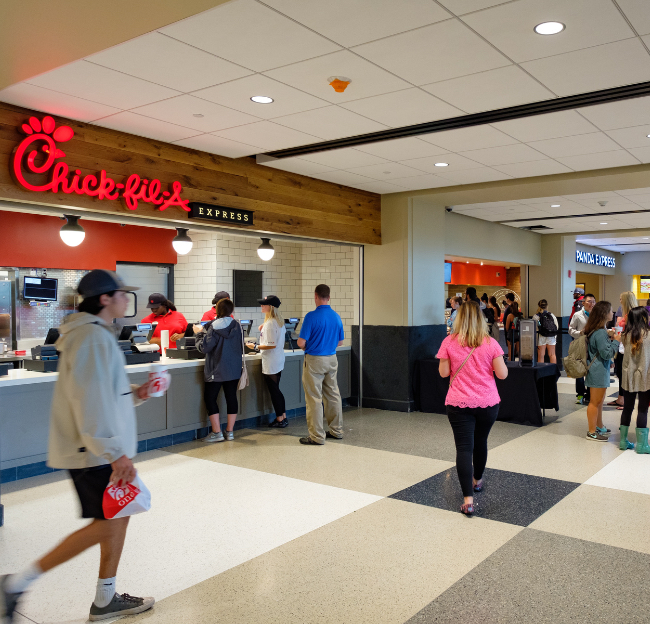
[24,277,58,301]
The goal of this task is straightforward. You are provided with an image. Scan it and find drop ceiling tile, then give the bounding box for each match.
[341,88,463,127]
[437,167,512,184]
[351,181,405,194]
[555,150,641,171]
[579,96,650,131]
[257,157,336,176]
[529,132,622,158]
[0,82,121,122]
[463,0,635,63]
[459,143,548,166]
[262,0,451,47]
[310,170,376,186]
[401,153,483,173]
[438,0,511,15]
[606,126,650,149]
[627,147,650,163]
[213,121,321,150]
[91,111,200,142]
[491,159,574,178]
[352,20,510,86]
[389,174,458,190]
[263,50,412,104]
[355,137,450,160]
[521,39,650,97]
[159,0,340,73]
[422,66,554,113]
[492,111,598,142]
[191,75,329,119]
[27,60,179,110]
[618,1,650,35]
[346,162,427,181]
[85,32,252,93]
[301,148,390,169]
[419,125,519,151]
[131,94,260,132]
[273,106,388,140]
[172,133,262,158]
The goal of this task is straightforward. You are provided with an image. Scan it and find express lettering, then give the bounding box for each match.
[576,250,616,268]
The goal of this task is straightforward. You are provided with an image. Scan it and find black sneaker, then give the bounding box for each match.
[326,431,343,440]
[89,593,155,621]
[268,417,289,428]
[0,575,23,624]
[299,437,323,445]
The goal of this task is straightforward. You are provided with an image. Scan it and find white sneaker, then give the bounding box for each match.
[225,430,234,441]
[204,432,224,443]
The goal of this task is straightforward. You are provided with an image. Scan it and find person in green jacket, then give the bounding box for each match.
[584,301,620,441]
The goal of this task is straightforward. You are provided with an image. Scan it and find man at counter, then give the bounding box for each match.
[141,293,187,349]
[201,291,231,322]
[297,284,344,445]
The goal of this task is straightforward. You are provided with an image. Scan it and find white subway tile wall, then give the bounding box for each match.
[174,232,358,345]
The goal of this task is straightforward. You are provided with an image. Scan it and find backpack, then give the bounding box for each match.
[509,315,521,341]
[563,333,595,378]
[538,311,558,337]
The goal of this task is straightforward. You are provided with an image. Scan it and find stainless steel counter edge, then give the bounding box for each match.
[0,346,352,388]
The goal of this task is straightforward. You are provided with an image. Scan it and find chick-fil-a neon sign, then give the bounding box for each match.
[12,115,190,212]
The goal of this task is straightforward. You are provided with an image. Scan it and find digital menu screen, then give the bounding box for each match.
[640,276,650,293]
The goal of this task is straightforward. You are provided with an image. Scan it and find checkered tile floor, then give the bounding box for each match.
[2,377,650,623]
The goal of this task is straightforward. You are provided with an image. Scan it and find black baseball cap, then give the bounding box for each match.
[212,291,230,305]
[146,293,167,308]
[78,270,138,298]
[258,295,281,308]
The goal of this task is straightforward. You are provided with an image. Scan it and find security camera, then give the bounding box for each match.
[621,251,625,255]
[598,200,608,207]
[445,206,453,212]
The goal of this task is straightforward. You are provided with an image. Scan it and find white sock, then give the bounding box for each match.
[6,562,42,593]
[94,577,116,608]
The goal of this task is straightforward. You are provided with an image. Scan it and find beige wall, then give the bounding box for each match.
[575,272,602,300]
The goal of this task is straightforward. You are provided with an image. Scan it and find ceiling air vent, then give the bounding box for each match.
[520,225,552,230]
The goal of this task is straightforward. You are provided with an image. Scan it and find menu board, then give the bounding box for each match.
[641,276,650,293]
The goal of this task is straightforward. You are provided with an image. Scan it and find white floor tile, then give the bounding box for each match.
[585,450,650,495]
[0,451,381,624]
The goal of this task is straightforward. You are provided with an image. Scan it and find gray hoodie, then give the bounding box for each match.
[195,317,243,382]
[47,312,142,469]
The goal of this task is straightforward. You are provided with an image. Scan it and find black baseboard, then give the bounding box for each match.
[359,397,416,412]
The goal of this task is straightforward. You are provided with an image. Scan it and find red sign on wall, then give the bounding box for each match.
[12,115,190,212]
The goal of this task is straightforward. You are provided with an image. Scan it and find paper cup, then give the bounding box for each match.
[148,363,169,397]
[160,329,170,356]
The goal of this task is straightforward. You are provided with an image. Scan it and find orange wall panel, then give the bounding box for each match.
[0,211,177,270]
[450,262,506,286]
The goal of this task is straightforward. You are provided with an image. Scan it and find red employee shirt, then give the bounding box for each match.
[201,308,216,322]
[141,310,188,348]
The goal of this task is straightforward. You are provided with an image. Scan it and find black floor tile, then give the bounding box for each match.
[389,467,579,526]
[407,529,650,624]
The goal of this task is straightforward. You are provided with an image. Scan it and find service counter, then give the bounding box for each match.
[0,347,352,473]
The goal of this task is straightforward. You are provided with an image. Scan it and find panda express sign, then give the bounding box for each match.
[576,250,616,268]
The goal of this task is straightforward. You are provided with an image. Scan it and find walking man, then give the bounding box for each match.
[1,270,158,623]
[297,284,344,445]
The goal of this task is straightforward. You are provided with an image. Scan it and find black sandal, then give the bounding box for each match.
[268,417,288,428]
[460,502,475,516]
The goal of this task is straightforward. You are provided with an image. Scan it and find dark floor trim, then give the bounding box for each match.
[264,80,650,158]
[361,397,415,413]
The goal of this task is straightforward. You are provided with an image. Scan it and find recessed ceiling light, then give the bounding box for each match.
[647,134,650,138]
[481,262,484,265]
[600,222,608,225]
[435,162,449,167]
[251,96,273,104]
[192,113,204,118]
[534,21,565,35]
[644,237,649,240]
[551,204,561,207]
[466,261,469,263]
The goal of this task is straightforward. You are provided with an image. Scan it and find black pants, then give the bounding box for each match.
[447,404,500,497]
[575,377,591,402]
[263,371,286,417]
[204,379,239,415]
[615,352,626,403]
[621,390,650,428]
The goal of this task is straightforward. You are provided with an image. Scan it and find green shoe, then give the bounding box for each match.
[619,425,634,450]
[635,428,650,454]
[576,395,584,405]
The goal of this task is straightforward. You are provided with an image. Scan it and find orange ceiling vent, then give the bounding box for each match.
[328,76,352,93]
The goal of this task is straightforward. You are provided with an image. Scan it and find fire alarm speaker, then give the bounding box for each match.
[519,319,537,367]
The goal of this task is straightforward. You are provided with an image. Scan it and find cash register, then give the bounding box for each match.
[24,328,62,372]
[166,322,206,360]
[284,317,300,351]
[118,323,161,364]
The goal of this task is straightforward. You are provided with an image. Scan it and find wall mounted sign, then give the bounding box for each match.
[576,250,616,268]
[188,202,254,225]
[12,116,190,212]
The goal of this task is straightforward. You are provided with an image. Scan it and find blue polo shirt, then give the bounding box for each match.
[300,305,344,356]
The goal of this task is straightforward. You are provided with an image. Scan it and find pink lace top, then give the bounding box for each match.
[436,336,504,408]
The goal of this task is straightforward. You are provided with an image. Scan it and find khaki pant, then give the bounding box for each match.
[303,354,343,444]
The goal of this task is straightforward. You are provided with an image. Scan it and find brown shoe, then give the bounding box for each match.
[299,437,323,445]
[326,431,342,440]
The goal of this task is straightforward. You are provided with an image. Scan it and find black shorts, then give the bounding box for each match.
[68,464,112,520]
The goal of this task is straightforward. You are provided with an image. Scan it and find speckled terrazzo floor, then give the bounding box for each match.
[3,398,650,624]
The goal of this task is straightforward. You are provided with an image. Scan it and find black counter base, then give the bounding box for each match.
[24,359,58,373]
[124,352,161,365]
[165,348,205,360]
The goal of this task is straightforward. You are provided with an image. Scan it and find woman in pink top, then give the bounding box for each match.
[437,301,508,516]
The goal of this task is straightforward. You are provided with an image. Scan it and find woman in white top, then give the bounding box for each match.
[247,295,287,428]
[532,299,559,364]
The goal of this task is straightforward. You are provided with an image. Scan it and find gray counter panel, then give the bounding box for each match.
[165,366,208,430]
[127,371,168,436]
[280,356,304,410]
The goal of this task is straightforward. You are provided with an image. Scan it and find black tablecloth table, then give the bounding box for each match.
[415,359,559,427]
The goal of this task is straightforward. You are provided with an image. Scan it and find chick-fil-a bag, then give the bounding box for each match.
[102,474,151,519]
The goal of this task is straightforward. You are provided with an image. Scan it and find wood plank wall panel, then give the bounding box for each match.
[0,102,381,245]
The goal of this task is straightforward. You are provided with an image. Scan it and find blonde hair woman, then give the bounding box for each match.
[437,301,508,516]
[247,295,288,427]
[610,291,639,409]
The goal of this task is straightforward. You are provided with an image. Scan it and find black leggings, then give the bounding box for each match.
[615,352,626,403]
[204,379,239,415]
[447,404,500,497]
[621,389,650,428]
[263,371,286,417]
